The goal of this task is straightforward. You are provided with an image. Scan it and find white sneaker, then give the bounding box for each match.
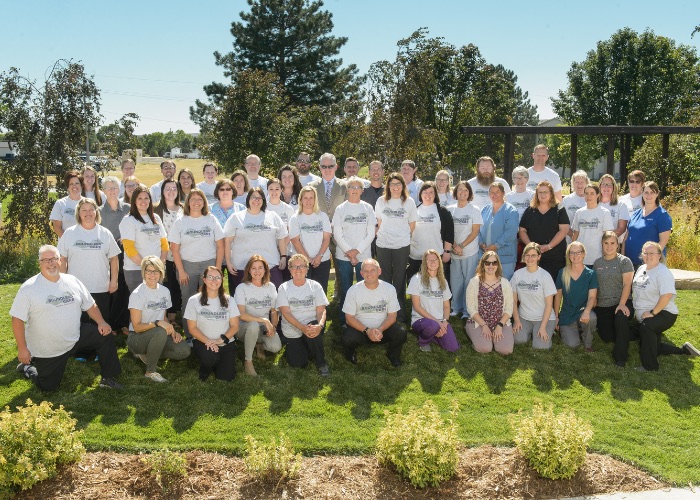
[419,344,432,352]
[449,311,460,317]
[145,372,168,383]
[133,353,147,365]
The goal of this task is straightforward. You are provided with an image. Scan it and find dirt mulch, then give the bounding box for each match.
[19,446,665,499]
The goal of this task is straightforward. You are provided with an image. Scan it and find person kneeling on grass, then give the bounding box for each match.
[407,249,459,352]
[128,256,191,383]
[342,259,407,367]
[184,266,240,381]
[12,244,123,391]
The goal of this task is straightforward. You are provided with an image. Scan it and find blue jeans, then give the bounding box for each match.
[450,253,479,316]
[336,258,362,324]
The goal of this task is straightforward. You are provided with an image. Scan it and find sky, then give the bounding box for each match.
[5,0,700,135]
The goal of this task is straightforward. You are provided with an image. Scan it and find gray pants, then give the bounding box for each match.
[125,270,143,294]
[179,259,216,336]
[236,320,282,361]
[514,318,555,349]
[127,327,191,372]
[559,311,597,349]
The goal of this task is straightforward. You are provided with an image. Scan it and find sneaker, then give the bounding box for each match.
[449,311,460,317]
[16,362,26,374]
[419,344,432,352]
[682,342,700,357]
[133,353,147,365]
[585,347,594,353]
[461,314,470,320]
[343,349,358,365]
[145,372,168,383]
[99,377,124,390]
[635,366,650,372]
[75,357,87,363]
[318,364,331,377]
[385,352,402,367]
[186,338,194,348]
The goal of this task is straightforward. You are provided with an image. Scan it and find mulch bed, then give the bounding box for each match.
[19,446,665,499]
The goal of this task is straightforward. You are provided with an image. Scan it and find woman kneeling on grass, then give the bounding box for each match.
[407,249,459,352]
[184,266,240,381]
[465,251,514,355]
[128,256,191,383]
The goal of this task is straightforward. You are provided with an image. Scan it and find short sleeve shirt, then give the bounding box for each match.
[183,293,239,340]
[50,196,83,231]
[555,267,599,325]
[234,282,277,318]
[168,214,224,262]
[407,274,452,324]
[505,190,535,220]
[571,205,614,265]
[632,264,678,321]
[119,214,167,271]
[128,283,171,330]
[342,280,401,329]
[510,267,557,321]
[447,203,483,258]
[223,210,287,269]
[289,211,332,262]
[276,279,328,338]
[410,204,443,259]
[593,254,634,308]
[526,167,562,193]
[58,224,121,292]
[375,197,418,249]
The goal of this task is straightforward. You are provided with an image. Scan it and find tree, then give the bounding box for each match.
[95,112,140,162]
[0,61,100,240]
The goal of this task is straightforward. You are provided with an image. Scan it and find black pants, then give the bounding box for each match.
[164,260,182,314]
[307,259,331,293]
[594,300,634,365]
[30,324,122,391]
[639,310,681,371]
[192,339,237,381]
[108,252,130,329]
[283,326,327,368]
[376,245,409,323]
[342,323,407,363]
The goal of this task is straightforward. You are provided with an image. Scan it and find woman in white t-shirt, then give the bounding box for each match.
[619,169,645,214]
[128,256,191,383]
[233,255,282,376]
[154,179,183,326]
[224,187,288,295]
[289,186,332,292]
[511,242,557,349]
[408,249,459,352]
[266,177,296,282]
[447,180,482,319]
[278,164,301,207]
[170,188,225,340]
[177,168,196,204]
[572,183,614,266]
[435,170,455,207]
[599,174,629,242]
[375,173,418,323]
[184,266,239,381]
[230,170,251,206]
[50,170,85,238]
[196,162,218,205]
[81,165,105,206]
[119,186,169,293]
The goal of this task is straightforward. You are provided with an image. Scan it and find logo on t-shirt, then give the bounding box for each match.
[418,213,437,224]
[247,295,273,310]
[511,201,530,211]
[452,214,472,225]
[633,275,649,290]
[421,288,444,299]
[343,213,368,224]
[73,239,104,250]
[578,217,601,229]
[358,299,388,314]
[382,207,406,219]
[244,222,271,232]
[65,208,75,216]
[145,298,168,310]
[288,295,315,308]
[515,279,541,292]
[199,308,229,321]
[184,226,213,238]
[300,221,324,233]
[140,225,161,236]
[46,292,76,306]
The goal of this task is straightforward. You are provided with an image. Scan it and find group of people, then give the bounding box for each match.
[11,146,698,392]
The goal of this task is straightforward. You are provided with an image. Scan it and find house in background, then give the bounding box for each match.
[0,141,18,161]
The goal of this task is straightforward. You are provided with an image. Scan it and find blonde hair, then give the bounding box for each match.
[75,197,102,225]
[434,169,453,194]
[419,249,447,291]
[641,241,666,263]
[561,241,586,292]
[297,185,320,214]
[521,242,541,263]
[140,255,165,281]
[599,174,619,205]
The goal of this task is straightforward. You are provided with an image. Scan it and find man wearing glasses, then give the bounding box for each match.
[244,154,269,195]
[296,152,320,186]
[11,245,123,391]
[150,160,177,204]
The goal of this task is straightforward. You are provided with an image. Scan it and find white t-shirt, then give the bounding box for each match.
[407,274,451,324]
[10,273,94,358]
[84,190,106,206]
[447,203,483,258]
[149,180,165,205]
[438,192,455,207]
[119,214,167,271]
[128,282,171,330]
[467,177,511,209]
[571,205,614,265]
[562,193,586,243]
[196,181,217,205]
[600,201,630,229]
[223,210,287,269]
[332,200,377,262]
[184,293,239,340]
[50,196,83,231]
[289,211,332,262]
[632,264,678,321]
[505,190,535,220]
[168,214,224,262]
[248,176,269,194]
[406,178,424,204]
[299,173,321,186]
[266,201,295,255]
[342,280,401,329]
[510,267,557,321]
[375,197,419,249]
[619,193,643,214]
[158,206,182,262]
[410,203,442,260]
[58,224,121,292]
[526,167,562,193]
[234,282,277,318]
[277,279,328,339]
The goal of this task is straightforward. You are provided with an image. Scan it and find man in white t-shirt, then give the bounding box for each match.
[196,162,219,204]
[344,157,370,187]
[467,156,511,209]
[11,245,123,391]
[341,259,407,367]
[245,154,269,194]
[527,144,562,202]
[150,160,177,204]
[401,159,423,204]
[296,151,320,186]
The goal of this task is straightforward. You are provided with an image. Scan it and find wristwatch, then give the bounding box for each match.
[363,327,369,335]
[496,322,504,328]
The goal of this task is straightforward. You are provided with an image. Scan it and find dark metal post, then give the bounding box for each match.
[661,133,670,196]
[570,134,578,177]
[607,135,615,176]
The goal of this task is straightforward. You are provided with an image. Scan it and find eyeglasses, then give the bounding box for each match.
[289,265,308,270]
[205,275,223,281]
[296,158,310,163]
[569,251,584,256]
[484,260,498,266]
[105,186,119,191]
[348,185,363,190]
[628,179,642,184]
[125,183,139,189]
[219,187,233,192]
[642,252,660,256]
[389,182,403,187]
[39,257,60,264]
[145,269,161,275]
[164,187,179,192]
[320,164,335,170]
[162,166,176,171]
[523,253,539,259]
[250,196,263,201]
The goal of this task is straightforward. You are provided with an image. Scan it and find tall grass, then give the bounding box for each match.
[0,236,41,284]
[667,206,700,271]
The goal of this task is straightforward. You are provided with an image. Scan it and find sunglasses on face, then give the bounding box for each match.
[484,260,498,266]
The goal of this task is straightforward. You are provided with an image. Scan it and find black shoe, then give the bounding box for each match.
[344,349,357,365]
[99,377,124,390]
[17,363,38,381]
[682,342,700,357]
[385,352,401,367]
[318,364,331,377]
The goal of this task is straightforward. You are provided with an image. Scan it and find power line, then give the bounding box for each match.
[101,89,201,102]
[94,73,212,85]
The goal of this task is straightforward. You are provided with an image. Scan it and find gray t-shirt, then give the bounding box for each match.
[183,293,239,340]
[10,273,94,358]
[277,279,328,339]
[234,282,277,318]
[128,282,171,330]
[50,196,83,231]
[632,264,678,321]
[510,266,557,321]
[593,254,634,308]
[342,280,401,329]
[168,214,224,262]
[407,274,451,324]
[58,224,121,292]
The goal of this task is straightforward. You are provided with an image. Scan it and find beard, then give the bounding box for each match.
[297,164,310,175]
[477,170,495,185]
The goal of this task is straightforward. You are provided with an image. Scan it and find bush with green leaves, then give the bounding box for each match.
[244,432,301,483]
[0,399,84,492]
[511,404,593,480]
[375,400,459,488]
[141,449,187,492]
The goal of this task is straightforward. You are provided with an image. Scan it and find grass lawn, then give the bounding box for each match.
[1,280,699,485]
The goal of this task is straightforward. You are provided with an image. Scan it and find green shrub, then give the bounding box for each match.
[244,432,301,483]
[511,404,592,480]
[141,449,187,492]
[375,400,459,488]
[0,235,42,284]
[0,399,84,492]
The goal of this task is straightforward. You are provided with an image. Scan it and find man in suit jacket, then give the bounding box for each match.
[310,153,347,295]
